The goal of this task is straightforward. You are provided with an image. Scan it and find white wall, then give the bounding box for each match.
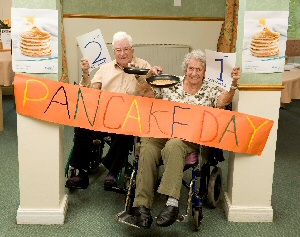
[63,18,223,84]
[0,0,12,20]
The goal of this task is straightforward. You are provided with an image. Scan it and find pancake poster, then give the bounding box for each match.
[11,8,58,73]
[14,74,274,156]
[242,11,289,73]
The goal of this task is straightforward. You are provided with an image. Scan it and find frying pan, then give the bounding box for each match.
[146,72,180,88]
[124,67,180,88]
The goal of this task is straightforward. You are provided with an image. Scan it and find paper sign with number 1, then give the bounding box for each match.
[76,29,112,73]
[204,49,236,92]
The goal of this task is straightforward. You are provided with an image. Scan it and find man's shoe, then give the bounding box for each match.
[65,169,89,189]
[156,206,179,227]
[133,206,153,229]
[104,174,118,189]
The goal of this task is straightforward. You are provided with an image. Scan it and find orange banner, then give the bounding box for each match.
[14,74,274,155]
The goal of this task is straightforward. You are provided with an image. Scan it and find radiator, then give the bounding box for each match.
[77,44,190,83]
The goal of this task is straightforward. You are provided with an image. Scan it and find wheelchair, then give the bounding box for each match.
[65,128,135,193]
[64,126,112,179]
[65,136,111,178]
[115,142,225,231]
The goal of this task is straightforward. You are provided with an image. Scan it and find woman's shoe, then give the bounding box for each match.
[156,206,179,227]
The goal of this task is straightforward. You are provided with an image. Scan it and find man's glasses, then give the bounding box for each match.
[114,47,132,54]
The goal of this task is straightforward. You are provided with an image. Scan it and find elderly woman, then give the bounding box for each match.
[131,49,240,229]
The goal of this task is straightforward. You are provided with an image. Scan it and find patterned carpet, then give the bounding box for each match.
[0,95,300,237]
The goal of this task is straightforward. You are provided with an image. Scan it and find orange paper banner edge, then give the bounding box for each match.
[14,74,274,156]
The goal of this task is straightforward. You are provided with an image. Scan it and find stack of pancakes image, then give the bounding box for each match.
[250,27,280,57]
[19,26,52,57]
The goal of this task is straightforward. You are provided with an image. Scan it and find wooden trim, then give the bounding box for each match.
[1,85,14,95]
[63,14,224,21]
[238,84,285,91]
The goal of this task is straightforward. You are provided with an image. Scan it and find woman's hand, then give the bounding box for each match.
[80,58,90,74]
[231,66,241,88]
[135,66,162,98]
[217,66,241,108]
[146,66,163,78]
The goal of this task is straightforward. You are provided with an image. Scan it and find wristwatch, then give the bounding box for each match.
[230,85,238,90]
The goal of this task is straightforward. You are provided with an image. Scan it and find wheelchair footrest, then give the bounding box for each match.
[115,211,140,228]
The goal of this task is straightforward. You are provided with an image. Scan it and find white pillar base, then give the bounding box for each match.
[17,194,68,225]
[223,192,273,222]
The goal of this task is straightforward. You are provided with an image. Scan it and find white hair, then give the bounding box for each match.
[181,49,206,74]
[112,31,133,49]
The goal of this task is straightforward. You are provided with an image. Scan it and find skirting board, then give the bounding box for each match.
[223,192,273,222]
[17,194,68,225]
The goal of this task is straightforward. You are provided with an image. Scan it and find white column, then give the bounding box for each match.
[17,115,68,224]
[223,90,281,222]
[13,0,67,224]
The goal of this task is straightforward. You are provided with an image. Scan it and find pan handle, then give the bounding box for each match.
[123,67,149,75]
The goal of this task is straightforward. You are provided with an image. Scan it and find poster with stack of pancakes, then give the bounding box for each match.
[11,8,58,73]
[242,11,289,73]
[19,26,52,57]
[249,27,280,57]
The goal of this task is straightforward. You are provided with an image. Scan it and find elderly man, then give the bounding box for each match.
[66,31,151,190]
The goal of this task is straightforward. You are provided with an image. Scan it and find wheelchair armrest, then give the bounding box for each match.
[201,146,225,165]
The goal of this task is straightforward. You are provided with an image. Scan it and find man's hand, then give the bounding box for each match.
[81,58,90,74]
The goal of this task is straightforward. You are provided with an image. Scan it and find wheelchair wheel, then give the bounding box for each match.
[123,174,132,192]
[207,167,222,208]
[123,162,134,189]
[89,158,100,174]
[89,139,105,174]
[193,205,203,231]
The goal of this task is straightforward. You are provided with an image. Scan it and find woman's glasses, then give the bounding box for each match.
[188,67,203,73]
